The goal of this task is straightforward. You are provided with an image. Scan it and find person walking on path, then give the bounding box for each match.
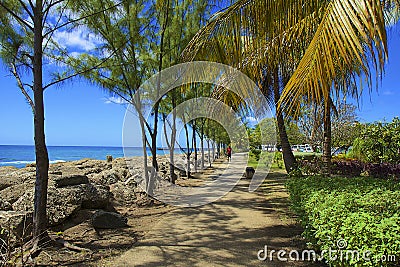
[226,146,232,162]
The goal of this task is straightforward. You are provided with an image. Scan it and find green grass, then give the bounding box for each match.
[293,151,322,157]
[247,156,259,168]
[247,151,285,170]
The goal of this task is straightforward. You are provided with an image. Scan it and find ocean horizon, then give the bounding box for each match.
[0,145,186,168]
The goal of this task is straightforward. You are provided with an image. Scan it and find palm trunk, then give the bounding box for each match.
[32,0,50,246]
[322,99,332,175]
[272,69,296,173]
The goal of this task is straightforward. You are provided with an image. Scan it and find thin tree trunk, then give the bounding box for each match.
[32,0,50,246]
[141,119,152,195]
[134,93,153,196]
[192,121,197,173]
[207,138,211,167]
[211,131,216,161]
[162,112,176,184]
[150,0,170,172]
[183,115,191,178]
[200,122,205,169]
[322,99,332,175]
[169,94,177,184]
[272,69,296,173]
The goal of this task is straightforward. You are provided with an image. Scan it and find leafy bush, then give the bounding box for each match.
[295,157,400,180]
[331,160,364,177]
[291,154,324,176]
[250,149,261,161]
[352,117,400,164]
[287,176,400,266]
[364,163,400,179]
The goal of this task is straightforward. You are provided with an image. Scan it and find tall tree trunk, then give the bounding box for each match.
[272,69,296,173]
[207,138,211,167]
[211,131,216,161]
[135,93,153,196]
[32,0,50,246]
[322,99,332,175]
[200,122,205,169]
[192,121,198,173]
[169,94,177,184]
[140,117,152,195]
[150,0,170,172]
[183,115,191,178]
[150,117,159,171]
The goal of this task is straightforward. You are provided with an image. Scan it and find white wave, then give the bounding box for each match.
[0,160,66,165]
[50,160,66,164]
[0,161,34,165]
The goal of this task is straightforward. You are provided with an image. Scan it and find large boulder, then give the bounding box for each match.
[12,182,112,226]
[0,182,33,205]
[0,167,34,191]
[12,186,83,226]
[88,167,129,185]
[109,179,137,205]
[80,184,111,209]
[54,174,89,188]
[91,210,127,229]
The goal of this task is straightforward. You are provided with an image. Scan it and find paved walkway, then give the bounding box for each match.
[108,155,317,267]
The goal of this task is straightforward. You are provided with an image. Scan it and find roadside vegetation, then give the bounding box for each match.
[1,0,400,265]
[247,116,400,266]
[287,176,400,267]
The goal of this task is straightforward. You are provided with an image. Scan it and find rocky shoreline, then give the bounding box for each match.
[0,157,163,248]
[0,154,220,265]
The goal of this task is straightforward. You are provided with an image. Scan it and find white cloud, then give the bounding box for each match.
[53,27,102,52]
[69,51,82,58]
[246,116,258,123]
[104,96,128,105]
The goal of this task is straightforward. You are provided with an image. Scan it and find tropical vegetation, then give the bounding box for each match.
[1,0,400,263]
[287,176,400,266]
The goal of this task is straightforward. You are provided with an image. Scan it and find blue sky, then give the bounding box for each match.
[0,25,399,147]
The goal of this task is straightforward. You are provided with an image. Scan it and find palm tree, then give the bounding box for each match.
[182,0,399,173]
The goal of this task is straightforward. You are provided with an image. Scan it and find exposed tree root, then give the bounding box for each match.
[53,237,91,253]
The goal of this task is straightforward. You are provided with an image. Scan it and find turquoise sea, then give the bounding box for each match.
[0,145,175,168]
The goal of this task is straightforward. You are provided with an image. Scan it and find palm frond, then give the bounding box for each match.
[280,0,391,116]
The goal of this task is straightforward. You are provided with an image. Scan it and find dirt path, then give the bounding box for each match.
[101,154,319,267]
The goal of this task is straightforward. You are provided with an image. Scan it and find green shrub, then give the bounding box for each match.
[287,176,400,266]
[352,117,400,163]
[250,149,261,161]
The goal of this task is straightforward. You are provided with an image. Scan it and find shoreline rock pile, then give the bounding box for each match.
[0,157,149,247]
